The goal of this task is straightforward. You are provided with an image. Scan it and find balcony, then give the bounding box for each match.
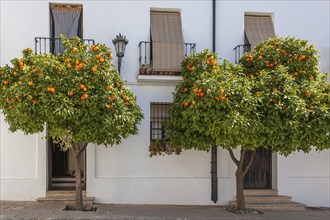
[137,41,196,83]
[35,37,95,55]
[233,44,251,64]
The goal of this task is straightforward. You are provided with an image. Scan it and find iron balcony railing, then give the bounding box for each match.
[138,41,196,75]
[233,44,251,64]
[35,37,95,55]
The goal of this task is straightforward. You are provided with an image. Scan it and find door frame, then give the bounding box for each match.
[47,139,86,190]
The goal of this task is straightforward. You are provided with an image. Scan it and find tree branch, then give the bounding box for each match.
[240,147,246,167]
[227,148,239,166]
[242,150,256,177]
[78,142,88,156]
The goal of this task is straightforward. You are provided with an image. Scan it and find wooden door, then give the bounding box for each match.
[243,147,272,189]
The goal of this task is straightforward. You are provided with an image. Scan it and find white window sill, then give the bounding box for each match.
[137,75,183,83]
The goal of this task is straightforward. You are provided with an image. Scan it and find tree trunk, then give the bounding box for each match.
[235,165,245,210]
[228,147,256,210]
[72,142,87,211]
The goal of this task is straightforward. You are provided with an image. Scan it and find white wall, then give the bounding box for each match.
[278,150,330,207]
[86,84,236,205]
[0,112,47,200]
[1,0,329,207]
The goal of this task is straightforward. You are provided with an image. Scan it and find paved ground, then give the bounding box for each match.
[0,201,329,220]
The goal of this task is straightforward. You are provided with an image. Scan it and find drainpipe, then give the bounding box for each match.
[211,0,218,204]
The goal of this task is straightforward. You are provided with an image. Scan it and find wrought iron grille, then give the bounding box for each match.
[233,44,251,64]
[35,37,95,55]
[150,102,171,142]
[139,42,196,75]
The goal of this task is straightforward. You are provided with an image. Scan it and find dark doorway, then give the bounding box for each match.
[243,147,272,189]
[48,139,86,190]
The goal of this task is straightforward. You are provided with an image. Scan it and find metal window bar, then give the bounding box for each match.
[233,44,251,64]
[35,37,95,55]
[139,42,196,75]
[150,102,171,142]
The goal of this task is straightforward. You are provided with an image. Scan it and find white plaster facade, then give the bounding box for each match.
[0,0,329,207]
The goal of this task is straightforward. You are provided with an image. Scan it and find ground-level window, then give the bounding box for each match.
[150,102,171,142]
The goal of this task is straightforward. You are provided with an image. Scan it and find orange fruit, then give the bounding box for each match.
[80,84,85,90]
[255,91,261,95]
[92,66,97,72]
[28,81,34,87]
[72,47,78,53]
[107,104,112,108]
[83,93,88,99]
[293,72,298,76]
[69,90,74,97]
[308,105,314,110]
[183,88,188,93]
[3,80,8,85]
[67,63,72,69]
[95,54,100,59]
[29,95,33,100]
[99,58,104,63]
[220,96,226,100]
[184,102,189,107]
[198,92,204,97]
[192,100,196,105]
[219,89,224,94]
[116,83,121,88]
[107,85,112,90]
[93,46,99,51]
[50,88,56,93]
[110,94,115,101]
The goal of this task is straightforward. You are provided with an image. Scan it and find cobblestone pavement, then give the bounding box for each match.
[0,201,329,220]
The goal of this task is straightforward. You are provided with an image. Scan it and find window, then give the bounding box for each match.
[50,3,83,54]
[150,8,184,74]
[150,102,171,142]
[244,14,275,49]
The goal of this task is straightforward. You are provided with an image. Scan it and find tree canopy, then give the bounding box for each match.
[166,37,329,155]
[0,36,143,147]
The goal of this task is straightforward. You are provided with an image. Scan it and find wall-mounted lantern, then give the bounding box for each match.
[112,33,128,74]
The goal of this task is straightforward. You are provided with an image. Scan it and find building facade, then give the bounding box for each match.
[0,0,329,207]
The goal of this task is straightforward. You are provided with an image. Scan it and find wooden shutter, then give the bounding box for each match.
[151,9,184,73]
[245,15,275,49]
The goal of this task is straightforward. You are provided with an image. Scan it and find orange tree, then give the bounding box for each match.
[166,37,329,210]
[0,36,143,210]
